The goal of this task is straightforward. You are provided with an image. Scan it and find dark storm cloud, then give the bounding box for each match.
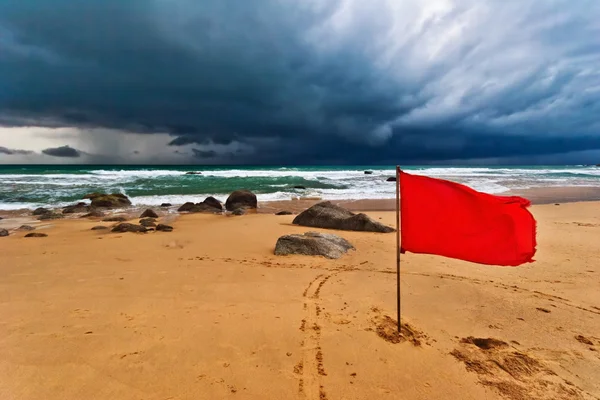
[1,0,599,164]
[191,149,217,159]
[41,145,81,158]
[0,146,33,155]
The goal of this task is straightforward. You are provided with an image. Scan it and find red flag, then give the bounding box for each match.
[399,170,536,266]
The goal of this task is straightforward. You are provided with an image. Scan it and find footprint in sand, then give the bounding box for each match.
[451,336,585,400]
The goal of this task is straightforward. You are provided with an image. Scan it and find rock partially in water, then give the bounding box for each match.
[274,232,354,259]
[386,177,396,182]
[84,193,132,208]
[225,190,257,211]
[177,202,196,212]
[18,225,35,231]
[33,207,51,216]
[185,171,202,175]
[364,171,373,174]
[231,208,246,216]
[111,223,148,233]
[293,185,306,189]
[160,203,172,207]
[140,209,159,218]
[63,202,90,214]
[25,232,48,238]
[293,201,394,233]
[156,224,173,232]
[0,229,8,237]
[202,196,223,211]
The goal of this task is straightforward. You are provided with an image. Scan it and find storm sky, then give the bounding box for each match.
[1,0,599,164]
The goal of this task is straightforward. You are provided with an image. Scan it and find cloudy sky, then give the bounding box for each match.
[1,0,599,165]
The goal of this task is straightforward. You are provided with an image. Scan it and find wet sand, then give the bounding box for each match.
[1,200,600,399]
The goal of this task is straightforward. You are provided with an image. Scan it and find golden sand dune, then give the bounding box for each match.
[1,202,599,399]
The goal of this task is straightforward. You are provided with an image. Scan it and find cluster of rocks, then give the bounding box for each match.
[273,201,395,259]
[177,190,257,215]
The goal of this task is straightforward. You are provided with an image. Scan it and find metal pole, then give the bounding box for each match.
[396,166,401,332]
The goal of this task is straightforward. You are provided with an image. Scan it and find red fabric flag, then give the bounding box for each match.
[399,170,536,266]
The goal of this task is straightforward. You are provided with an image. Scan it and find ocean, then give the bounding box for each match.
[1,165,600,210]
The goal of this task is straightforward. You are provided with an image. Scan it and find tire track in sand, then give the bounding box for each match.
[296,273,336,400]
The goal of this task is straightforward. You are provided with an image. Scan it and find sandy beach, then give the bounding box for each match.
[1,201,600,400]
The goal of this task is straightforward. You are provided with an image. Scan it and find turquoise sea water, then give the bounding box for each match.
[1,165,599,210]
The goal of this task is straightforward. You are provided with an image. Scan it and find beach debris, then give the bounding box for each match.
[140,209,159,218]
[32,207,52,216]
[274,231,355,259]
[83,192,132,208]
[25,232,48,238]
[111,223,148,233]
[293,201,395,233]
[103,216,128,222]
[91,226,109,230]
[185,171,202,175]
[202,196,223,211]
[139,218,157,227]
[18,225,35,231]
[225,190,257,211]
[0,229,8,237]
[62,202,90,214]
[38,213,64,221]
[81,210,106,218]
[156,224,174,232]
[276,210,293,215]
[160,203,172,207]
[386,177,396,182]
[364,171,373,174]
[231,208,246,216]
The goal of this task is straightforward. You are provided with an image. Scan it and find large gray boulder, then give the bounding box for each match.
[274,232,354,259]
[292,201,394,233]
[225,190,257,211]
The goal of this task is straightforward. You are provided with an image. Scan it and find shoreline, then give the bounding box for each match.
[2,186,600,220]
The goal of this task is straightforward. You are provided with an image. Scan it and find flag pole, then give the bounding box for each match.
[396,165,401,332]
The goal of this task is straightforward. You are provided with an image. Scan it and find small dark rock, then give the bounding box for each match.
[232,208,246,216]
[111,223,148,233]
[364,171,373,174]
[293,185,306,190]
[276,211,294,215]
[103,216,127,222]
[177,202,196,212]
[91,226,109,230]
[185,171,202,175]
[33,207,52,216]
[156,224,173,232]
[18,225,35,231]
[38,213,64,221]
[139,218,157,227]
[160,203,172,207]
[81,210,106,218]
[140,209,159,218]
[202,196,223,210]
[225,190,257,211]
[25,232,48,238]
[386,177,396,182]
[63,202,90,214]
[0,229,8,237]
